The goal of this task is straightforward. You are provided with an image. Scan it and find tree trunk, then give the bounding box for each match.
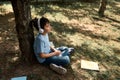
[98,0,107,17]
[11,0,36,64]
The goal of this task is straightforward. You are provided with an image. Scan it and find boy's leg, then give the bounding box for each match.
[43,55,70,74]
[56,47,69,56]
[56,46,74,56]
[44,55,70,66]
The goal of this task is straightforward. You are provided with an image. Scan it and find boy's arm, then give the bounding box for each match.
[50,46,57,52]
[40,50,61,58]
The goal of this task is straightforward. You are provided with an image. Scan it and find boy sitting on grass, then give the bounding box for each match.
[30,17,74,74]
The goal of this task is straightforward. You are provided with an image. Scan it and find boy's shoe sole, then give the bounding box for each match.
[50,63,67,74]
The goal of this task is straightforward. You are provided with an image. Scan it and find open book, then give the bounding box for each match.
[81,60,99,71]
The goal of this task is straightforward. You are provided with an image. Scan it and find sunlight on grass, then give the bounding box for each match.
[8,17,14,22]
[11,57,19,62]
[49,5,60,10]
[0,37,3,43]
[116,4,120,7]
[65,33,84,46]
[45,12,69,23]
[0,1,120,79]
[0,2,13,15]
[31,2,120,78]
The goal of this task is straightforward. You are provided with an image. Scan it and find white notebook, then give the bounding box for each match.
[81,60,99,71]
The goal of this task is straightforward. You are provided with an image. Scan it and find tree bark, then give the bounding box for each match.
[11,0,36,64]
[98,0,107,17]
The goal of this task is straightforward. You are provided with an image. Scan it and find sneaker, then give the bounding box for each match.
[56,46,68,51]
[68,48,75,54]
[50,63,67,74]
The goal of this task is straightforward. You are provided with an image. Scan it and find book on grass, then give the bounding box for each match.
[81,60,99,71]
[11,76,27,80]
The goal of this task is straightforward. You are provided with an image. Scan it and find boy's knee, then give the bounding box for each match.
[64,56,70,65]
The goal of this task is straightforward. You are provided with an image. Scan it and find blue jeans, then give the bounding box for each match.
[43,47,70,66]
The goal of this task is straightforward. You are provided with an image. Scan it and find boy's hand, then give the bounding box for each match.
[54,50,61,56]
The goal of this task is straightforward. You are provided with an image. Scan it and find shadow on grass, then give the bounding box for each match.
[50,32,120,79]
[0,1,10,5]
[111,23,120,30]
[1,52,76,80]
[31,1,99,19]
[51,20,111,41]
[31,2,114,41]
[48,19,120,79]
[51,21,79,34]
[1,1,120,80]
[108,0,120,15]
[105,16,120,24]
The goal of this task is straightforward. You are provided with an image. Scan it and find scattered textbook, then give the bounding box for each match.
[81,60,99,71]
[11,76,27,80]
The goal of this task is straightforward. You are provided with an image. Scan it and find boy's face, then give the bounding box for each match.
[44,23,51,33]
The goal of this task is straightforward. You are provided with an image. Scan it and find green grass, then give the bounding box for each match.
[0,0,120,80]
[31,1,120,79]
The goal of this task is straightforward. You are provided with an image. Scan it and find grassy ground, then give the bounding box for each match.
[0,0,120,80]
